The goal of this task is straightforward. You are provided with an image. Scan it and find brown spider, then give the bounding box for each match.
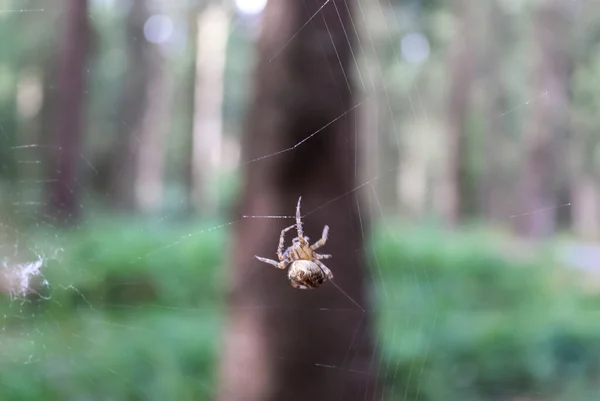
[255,197,333,289]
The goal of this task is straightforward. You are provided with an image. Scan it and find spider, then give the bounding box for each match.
[255,196,333,289]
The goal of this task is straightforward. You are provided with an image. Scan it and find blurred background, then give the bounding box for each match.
[1,0,600,400]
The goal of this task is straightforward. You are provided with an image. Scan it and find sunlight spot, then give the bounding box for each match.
[401,32,430,64]
[235,0,267,16]
[144,14,174,44]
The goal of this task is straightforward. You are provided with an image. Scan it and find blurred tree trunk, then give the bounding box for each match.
[358,2,396,216]
[0,11,17,185]
[572,176,600,239]
[103,0,170,212]
[0,82,17,184]
[190,4,230,215]
[378,105,401,216]
[46,0,89,223]
[217,0,378,400]
[106,0,149,210]
[481,1,509,222]
[570,117,599,238]
[514,1,573,237]
[439,0,475,225]
[360,81,380,198]
[134,48,172,212]
[182,5,200,215]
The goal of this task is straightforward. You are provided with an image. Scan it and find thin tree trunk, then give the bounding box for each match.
[190,4,230,215]
[0,84,17,184]
[481,0,509,222]
[105,0,149,210]
[571,112,600,238]
[134,50,172,212]
[572,176,600,239]
[47,0,89,223]
[217,0,378,400]
[182,5,201,215]
[0,9,18,185]
[360,86,380,192]
[438,0,475,225]
[104,0,171,212]
[515,0,572,238]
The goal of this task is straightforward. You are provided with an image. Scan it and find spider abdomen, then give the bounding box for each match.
[288,260,327,289]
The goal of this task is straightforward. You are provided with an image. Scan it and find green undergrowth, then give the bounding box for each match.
[370,224,600,401]
[0,312,220,400]
[0,218,598,400]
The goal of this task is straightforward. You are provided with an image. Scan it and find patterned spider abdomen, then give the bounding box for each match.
[288,260,327,289]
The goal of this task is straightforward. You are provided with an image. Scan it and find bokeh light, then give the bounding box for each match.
[235,0,267,17]
[144,14,173,44]
[401,31,430,64]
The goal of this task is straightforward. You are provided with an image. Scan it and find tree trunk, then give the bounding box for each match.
[572,175,600,239]
[514,0,572,238]
[134,42,172,212]
[0,83,17,184]
[190,4,230,215]
[481,1,509,222]
[46,0,89,224]
[106,0,150,210]
[0,10,18,185]
[217,0,378,400]
[438,0,475,225]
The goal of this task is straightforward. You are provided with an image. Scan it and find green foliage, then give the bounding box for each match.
[1,221,599,400]
[41,217,227,309]
[0,218,226,400]
[371,224,600,400]
[0,312,220,400]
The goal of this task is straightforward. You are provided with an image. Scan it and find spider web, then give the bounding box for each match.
[0,0,585,400]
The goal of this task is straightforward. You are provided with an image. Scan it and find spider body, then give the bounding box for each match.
[288,260,327,289]
[255,197,333,290]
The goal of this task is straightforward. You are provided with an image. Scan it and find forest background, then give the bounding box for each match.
[1,0,600,400]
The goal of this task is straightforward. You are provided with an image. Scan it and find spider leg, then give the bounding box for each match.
[310,225,329,250]
[277,224,297,261]
[296,196,304,238]
[291,281,310,290]
[313,253,332,259]
[255,256,289,270]
[315,259,334,280]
